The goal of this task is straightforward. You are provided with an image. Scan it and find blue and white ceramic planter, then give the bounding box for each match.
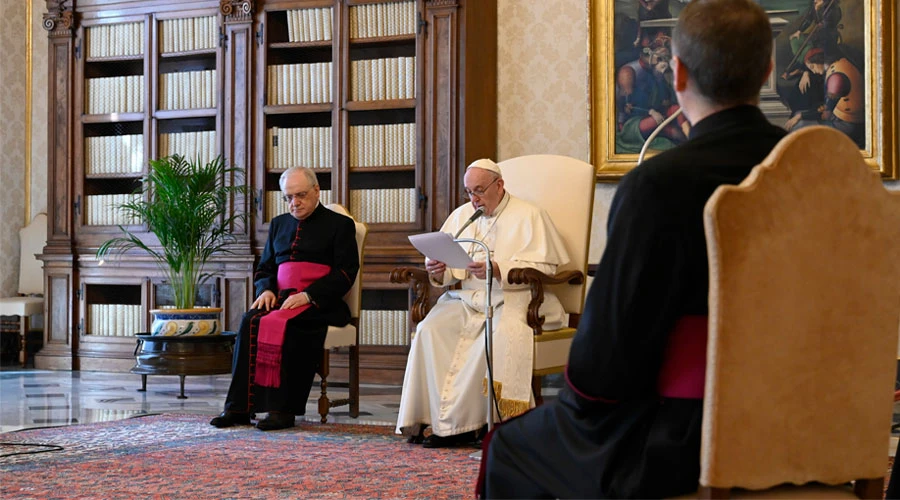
[149,308,222,336]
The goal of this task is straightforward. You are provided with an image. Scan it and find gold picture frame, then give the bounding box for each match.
[590,0,897,181]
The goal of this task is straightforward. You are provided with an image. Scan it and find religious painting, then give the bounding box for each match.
[590,0,897,180]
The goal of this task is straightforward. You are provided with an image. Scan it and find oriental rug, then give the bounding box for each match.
[0,413,479,499]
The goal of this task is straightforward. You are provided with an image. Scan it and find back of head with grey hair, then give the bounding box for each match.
[279,166,319,191]
[673,0,772,106]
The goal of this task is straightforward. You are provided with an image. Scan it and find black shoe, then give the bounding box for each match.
[407,424,428,444]
[210,411,252,428]
[256,412,295,431]
[422,430,477,448]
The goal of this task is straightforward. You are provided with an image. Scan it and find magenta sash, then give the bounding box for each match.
[255,262,331,388]
[656,315,708,399]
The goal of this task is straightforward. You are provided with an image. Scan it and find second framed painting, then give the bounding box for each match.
[590,0,897,180]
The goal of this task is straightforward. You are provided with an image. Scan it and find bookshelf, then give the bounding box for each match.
[39,0,496,384]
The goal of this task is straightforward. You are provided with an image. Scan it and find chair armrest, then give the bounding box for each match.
[507,268,584,336]
[389,267,433,323]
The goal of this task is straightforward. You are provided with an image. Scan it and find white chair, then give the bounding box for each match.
[0,213,47,367]
[696,126,900,498]
[391,155,596,405]
[317,204,368,423]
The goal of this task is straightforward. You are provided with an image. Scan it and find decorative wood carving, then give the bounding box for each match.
[43,0,73,37]
[221,0,254,23]
[508,268,583,336]
[426,0,459,6]
[390,267,432,323]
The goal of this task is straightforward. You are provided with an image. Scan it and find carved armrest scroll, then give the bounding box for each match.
[389,267,432,323]
[507,268,584,336]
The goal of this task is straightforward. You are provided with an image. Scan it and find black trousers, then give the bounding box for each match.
[223,307,328,415]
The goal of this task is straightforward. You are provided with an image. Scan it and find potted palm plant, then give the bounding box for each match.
[98,154,247,336]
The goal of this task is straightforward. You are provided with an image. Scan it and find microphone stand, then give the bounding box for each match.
[637,107,683,165]
[454,236,495,459]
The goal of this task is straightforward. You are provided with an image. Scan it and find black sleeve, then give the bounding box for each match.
[566,169,690,402]
[303,214,359,309]
[254,217,281,298]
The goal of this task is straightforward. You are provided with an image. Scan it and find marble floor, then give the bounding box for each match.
[0,365,562,434]
[0,367,405,433]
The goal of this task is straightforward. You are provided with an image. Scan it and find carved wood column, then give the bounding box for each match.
[421,0,496,231]
[220,0,256,332]
[221,0,254,241]
[38,0,76,369]
[422,0,460,231]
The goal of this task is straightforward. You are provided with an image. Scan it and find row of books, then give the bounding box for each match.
[85,134,144,175]
[285,7,333,43]
[87,304,141,336]
[265,189,332,222]
[86,22,143,59]
[349,188,417,224]
[349,123,416,168]
[159,70,217,110]
[350,57,416,101]
[267,63,333,105]
[85,194,141,226]
[349,1,416,39]
[359,309,410,346]
[159,130,218,167]
[159,16,217,54]
[266,126,332,171]
[85,75,144,114]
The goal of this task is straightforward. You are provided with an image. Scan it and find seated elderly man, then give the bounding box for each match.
[210,166,359,431]
[396,158,571,448]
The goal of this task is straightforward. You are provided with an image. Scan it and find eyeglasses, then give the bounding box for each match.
[464,177,499,198]
[282,189,314,203]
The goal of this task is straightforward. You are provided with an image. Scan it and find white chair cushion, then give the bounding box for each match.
[0,296,44,317]
[324,324,356,349]
[533,331,574,372]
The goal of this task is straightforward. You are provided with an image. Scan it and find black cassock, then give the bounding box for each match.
[483,106,787,499]
[224,203,359,415]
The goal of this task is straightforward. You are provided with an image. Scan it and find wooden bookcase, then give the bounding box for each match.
[38,0,496,384]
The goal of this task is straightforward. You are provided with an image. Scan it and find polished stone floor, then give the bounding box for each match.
[0,367,405,433]
[0,366,562,434]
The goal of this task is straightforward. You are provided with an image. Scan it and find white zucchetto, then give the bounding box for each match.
[466,158,502,177]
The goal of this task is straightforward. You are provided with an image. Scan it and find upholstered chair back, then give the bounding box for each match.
[498,155,596,314]
[18,213,47,295]
[701,126,900,494]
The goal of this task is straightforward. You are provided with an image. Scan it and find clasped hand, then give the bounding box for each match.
[251,289,310,311]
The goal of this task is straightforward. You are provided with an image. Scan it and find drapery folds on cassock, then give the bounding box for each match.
[396,193,570,438]
[224,204,358,415]
[480,106,787,499]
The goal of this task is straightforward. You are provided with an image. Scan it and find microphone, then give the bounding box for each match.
[454,207,484,239]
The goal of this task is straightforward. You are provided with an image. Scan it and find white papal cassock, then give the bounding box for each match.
[396,192,570,438]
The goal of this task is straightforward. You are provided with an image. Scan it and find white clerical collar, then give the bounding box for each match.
[485,192,510,218]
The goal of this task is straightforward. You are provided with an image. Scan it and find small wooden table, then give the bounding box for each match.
[132,332,236,399]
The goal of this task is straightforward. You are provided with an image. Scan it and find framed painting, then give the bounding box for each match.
[590,0,897,180]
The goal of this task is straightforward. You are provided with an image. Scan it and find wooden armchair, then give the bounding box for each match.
[317,204,367,423]
[696,126,900,498]
[391,155,595,404]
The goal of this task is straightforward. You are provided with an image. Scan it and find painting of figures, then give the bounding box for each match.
[610,0,867,153]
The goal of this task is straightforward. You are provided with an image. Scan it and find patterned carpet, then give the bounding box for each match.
[0,414,479,499]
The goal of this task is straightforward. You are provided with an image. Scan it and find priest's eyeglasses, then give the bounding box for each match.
[283,190,312,203]
[464,177,499,198]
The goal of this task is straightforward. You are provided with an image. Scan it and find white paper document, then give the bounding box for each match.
[408,231,473,269]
